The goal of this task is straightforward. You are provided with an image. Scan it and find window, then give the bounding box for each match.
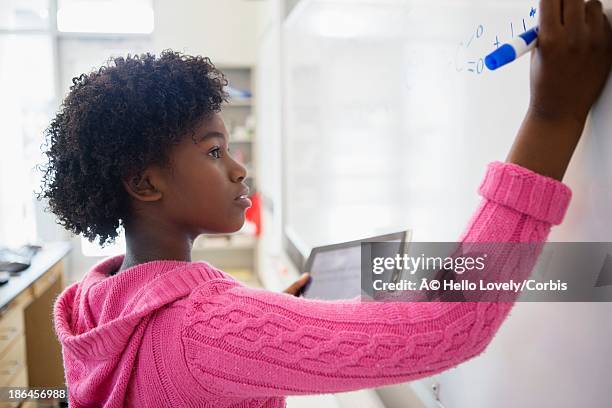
[57,0,153,34]
[0,0,153,255]
[80,231,126,257]
[0,1,55,248]
[0,0,50,30]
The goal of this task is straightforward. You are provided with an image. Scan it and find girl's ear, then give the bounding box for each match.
[122,169,163,202]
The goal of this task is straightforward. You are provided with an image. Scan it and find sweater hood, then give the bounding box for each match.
[53,254,229,407]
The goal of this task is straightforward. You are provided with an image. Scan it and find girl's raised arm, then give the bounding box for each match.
[172,160,570,400]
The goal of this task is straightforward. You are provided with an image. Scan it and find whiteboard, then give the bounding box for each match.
[283,0,612,406]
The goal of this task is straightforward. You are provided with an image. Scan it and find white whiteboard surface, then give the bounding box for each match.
[283,1,612,406]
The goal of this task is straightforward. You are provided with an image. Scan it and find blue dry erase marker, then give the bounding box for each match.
[485,26,539,70]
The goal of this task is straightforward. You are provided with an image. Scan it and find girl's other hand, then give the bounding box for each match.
[507,0,612,181]
[282,273,311,297]
[530,0,612,125]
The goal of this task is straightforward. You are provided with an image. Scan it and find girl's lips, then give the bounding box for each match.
[234,196,252,208]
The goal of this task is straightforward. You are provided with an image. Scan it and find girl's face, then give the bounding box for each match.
[157,112,250,235]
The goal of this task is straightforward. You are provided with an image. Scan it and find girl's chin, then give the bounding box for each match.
[224,218,246,234]
[198,219,245,235]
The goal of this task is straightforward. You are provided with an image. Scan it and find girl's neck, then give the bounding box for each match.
[114,218,196,275]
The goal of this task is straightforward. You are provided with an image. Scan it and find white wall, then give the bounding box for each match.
[153,0,263,66]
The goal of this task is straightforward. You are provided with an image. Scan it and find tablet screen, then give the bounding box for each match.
[301,231,407,300]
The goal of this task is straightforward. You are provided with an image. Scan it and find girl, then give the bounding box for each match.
[42,1,611,407]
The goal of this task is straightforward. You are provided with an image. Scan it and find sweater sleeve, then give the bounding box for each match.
[180,161,571,398]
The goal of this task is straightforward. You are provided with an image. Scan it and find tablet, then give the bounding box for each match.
[300,231,408,300]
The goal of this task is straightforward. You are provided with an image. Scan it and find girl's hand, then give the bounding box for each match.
[283,273,311,297]
[530,0,612,125]
[507,0,612,181]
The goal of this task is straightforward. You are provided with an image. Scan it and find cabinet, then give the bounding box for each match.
[0,242,71,407]
[0,289,31,408]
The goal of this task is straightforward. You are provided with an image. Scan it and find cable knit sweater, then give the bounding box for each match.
[54,161,572,407]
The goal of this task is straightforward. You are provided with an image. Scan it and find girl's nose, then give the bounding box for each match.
[230,158,247,183]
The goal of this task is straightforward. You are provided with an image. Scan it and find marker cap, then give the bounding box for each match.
[485,44,517,71]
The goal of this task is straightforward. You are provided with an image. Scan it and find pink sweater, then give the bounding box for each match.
[54,161,572,407]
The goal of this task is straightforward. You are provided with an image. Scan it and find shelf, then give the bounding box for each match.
[192,243,254,251]
[223,269,262,288]
[191,234,257,275]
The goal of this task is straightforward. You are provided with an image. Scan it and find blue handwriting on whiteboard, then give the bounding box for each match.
[454,4,538,76]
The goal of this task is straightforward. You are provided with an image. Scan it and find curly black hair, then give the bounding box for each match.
[36,50,229,247]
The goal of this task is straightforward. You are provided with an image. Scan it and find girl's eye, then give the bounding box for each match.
[208,147,222,159]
